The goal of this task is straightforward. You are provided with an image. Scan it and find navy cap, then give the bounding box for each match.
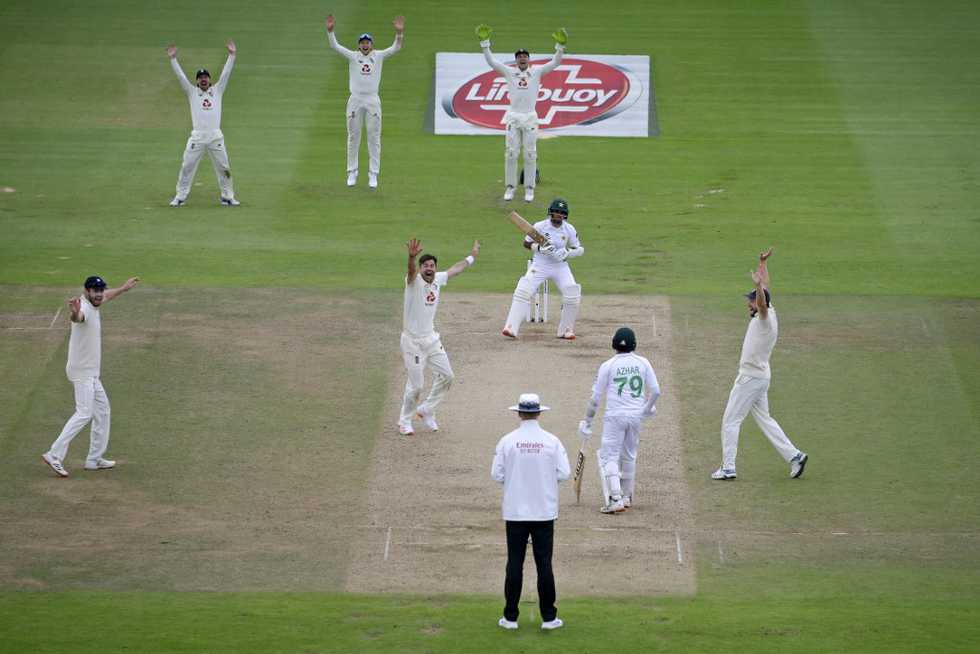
[195,68,210,79]
[745,288,771,307]
[358,33,373,42]
[514,48,530,57]
[84,276,107,289]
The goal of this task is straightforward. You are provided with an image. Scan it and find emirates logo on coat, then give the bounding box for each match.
[445,58,634,131]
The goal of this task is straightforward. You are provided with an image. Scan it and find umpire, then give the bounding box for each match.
[491,393,571,630]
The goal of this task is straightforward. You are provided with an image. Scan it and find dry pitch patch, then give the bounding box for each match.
[347,293,696,597]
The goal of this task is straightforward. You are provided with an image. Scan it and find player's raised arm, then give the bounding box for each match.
[378,15,405,56]
[536,28,568,76]
[445,240,480,278]
[103,277,140,303]
[406,238,423,284]
[325,14,356,59]
[477,24,509,75]
[750,249,771,318]
[167,44,195,94]
[213,40,236,93]
[68,296,84,323]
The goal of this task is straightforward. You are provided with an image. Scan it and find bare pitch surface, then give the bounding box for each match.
[346,293,695,597]
[0,287,399,591]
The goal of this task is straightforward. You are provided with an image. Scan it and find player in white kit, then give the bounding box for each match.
[711,248,808,481]
[326,14,404,189]
[167,41,239,207]
[475,24,567,202]
[502,198,583,339]
[578,327,661,513]
[41,275,139,478]
[399,237,480,435]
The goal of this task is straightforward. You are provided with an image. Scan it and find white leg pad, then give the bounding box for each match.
[503,278,535,336]
[557,283,581,337]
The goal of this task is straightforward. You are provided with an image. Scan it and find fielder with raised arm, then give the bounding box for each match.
[502,198,583,339]
[167,41,240,207]
[326,14,404,189]
[398,237,480,435]
[711,248,808,481]
[476,24,567,202]
[579,327,661,513]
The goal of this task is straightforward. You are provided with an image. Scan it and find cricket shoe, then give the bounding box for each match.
[622,495,632,509]
[84,458,116,471]
[397,422,415,436]
[501,327,516,338]
[541,618,564,630]
[347,171,358,187]
[368,173,378,189]
[220,197,240,206]
[498,617,518,630]
[524,187,535,202]
[415,408,439,432]
[41,453,69,478]
[503,186,515,201]
[790,452,808,479]
[169,197,186,207]
[600,497,626,514]
[557,330,576,340]
[711,467,737,480]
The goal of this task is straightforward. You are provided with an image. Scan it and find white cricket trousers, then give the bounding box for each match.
[48,377,110,464]
[721,374,799,469]
[503,263,578,337]
[599,416,642,499]
[399,333,454,425]
[504,112,538,189]
[346,95,382,176]
[175,134,235,201]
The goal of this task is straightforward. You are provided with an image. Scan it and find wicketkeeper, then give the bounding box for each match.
[476,24,567,202]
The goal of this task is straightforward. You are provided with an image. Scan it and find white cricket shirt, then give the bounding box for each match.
[66,297,102,381]
[526,219,580,268]
[491,420,571,521]
[738,307,778,379]
[403,271,448,339]
[329,32,402,98]
[171,54,235,137]
[481,44,564,115]
[590,352,661,418]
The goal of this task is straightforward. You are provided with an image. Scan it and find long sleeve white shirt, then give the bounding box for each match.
[738,307,778,379]
[589,352,661,419]
[328,32,402,98]
[491,420,571,521]
[66,297,101,381]
[171,54,235,137]
[480,43,564,115]
[525,219,581,269]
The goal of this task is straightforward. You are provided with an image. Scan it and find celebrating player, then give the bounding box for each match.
[502,198,583,339]
[167,41,240,207]
[41,275,139,477]
[398,237,480,435]
[475,24,567,202]
[579,327,661,513]
[711,248,808,481]
[326,14,404,189]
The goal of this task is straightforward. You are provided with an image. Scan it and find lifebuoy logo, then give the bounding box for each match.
[447,57,633,130]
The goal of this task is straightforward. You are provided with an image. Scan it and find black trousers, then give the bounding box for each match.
[503,520,557,622]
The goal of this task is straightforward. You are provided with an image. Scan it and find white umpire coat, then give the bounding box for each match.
[492,419,571,521]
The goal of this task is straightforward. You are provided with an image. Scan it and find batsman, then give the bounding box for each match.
[579,327,661,514]
[502,198,584,339]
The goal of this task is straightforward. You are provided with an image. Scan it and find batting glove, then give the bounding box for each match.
[552,27,568,46]
[476,24,493,41]
[552,247,569,262]
[578,420,593,440]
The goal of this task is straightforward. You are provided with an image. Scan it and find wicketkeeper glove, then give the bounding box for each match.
[476,24,493,41]
[552,27,568,46]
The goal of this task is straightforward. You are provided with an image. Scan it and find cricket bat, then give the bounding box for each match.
[508,211,549,246]
[572,421,592,504]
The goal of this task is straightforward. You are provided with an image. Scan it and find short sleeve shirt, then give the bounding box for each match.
[403,271,448,339]
[66,297,102,381]
[590,353,659,418]
[738,307,778,379]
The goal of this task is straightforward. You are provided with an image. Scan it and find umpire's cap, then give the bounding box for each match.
[84,275,107,289]
[508,393,550,413]
[745,288,772,307]
[195,68,210,79]
[612,327,637,352]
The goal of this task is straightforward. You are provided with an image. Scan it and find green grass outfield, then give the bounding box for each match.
[1,0,978,651]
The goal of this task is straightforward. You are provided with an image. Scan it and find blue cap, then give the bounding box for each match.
[358,33,373,42]
[745,288,771,307]
[84,275,107,289]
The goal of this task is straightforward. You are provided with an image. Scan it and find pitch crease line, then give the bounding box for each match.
[383,526,392,561]
[49,307,62,329]
[675,531,683,564]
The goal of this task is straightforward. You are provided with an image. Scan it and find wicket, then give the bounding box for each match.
[526,260,549,323]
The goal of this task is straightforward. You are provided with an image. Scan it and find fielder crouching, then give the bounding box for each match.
[502,198,583,339]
